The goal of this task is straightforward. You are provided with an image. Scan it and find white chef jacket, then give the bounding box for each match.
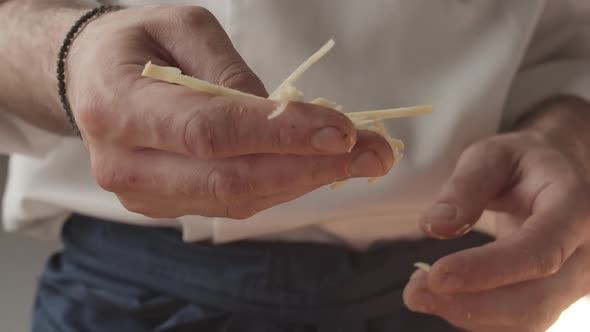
[2,0,589,249]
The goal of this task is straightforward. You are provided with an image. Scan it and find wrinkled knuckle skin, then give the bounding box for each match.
[184,114,216,160]
[75,101,111,139]
[533,242,566,277]
[216,62,262,91]
[93,160,118,192]
[93,160,141,193]
[464,139,510,163]
[206,169,250,204]
[166,6,216,29]
[149,6,218,45]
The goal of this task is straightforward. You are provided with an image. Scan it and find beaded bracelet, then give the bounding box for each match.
[57,5,121,136]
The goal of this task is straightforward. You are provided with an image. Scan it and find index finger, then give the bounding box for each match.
[426,201,583,294]
[115,77,356,159]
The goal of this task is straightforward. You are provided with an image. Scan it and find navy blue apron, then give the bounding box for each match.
[32,214,491,331]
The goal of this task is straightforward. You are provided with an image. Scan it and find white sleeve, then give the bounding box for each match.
[0,111,63,157]
[502,1,590,129]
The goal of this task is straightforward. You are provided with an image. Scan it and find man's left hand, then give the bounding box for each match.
[404,98,590,332]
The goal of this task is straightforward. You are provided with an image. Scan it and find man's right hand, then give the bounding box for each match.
[66,6,394,219]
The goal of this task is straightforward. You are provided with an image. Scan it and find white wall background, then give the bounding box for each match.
[0,157,61,332]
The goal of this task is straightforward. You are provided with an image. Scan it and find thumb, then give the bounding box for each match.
[420,141,518,239]
[148,6,267,97]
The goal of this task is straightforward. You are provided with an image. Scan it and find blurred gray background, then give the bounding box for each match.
[0,156,61,332]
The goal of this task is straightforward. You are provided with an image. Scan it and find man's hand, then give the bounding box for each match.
[64,6,393,219]
[404,97,590,331]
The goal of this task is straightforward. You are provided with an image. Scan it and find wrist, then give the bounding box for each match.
[37,3,95,133]
[0,0,92,133]
[513,95,590,179]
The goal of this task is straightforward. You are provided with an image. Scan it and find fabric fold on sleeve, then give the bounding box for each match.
[0,111,63,158]
[502,2,590,129]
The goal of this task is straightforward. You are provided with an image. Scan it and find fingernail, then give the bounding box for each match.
[349,150,384,177]
[312,127,349,153]
[423,204,457,224]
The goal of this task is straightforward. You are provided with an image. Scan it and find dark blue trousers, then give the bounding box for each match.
[32,215,491,331]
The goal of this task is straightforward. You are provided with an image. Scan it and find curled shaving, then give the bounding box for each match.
[414,262,432,272]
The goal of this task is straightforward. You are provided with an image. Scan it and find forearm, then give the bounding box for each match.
[0,0,91,133]
[514,95,590,180]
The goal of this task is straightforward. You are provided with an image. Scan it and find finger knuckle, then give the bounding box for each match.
[75,99,112,138]
[151,111,177,148]
[530,149,574,176]
[533,241,566,276]
[184,113,217,160]
[464,139,512,165]
[172,6,216,29]
[206,168,250,204]
[215,61,260,90]
[186,6,217,26]
[93,159,141,193]
[223,102,244,147]
[93,159,118,192]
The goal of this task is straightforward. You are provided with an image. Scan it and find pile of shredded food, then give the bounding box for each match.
[142,39,433,189]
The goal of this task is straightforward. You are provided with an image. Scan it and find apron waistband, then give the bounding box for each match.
[51,214,491,324]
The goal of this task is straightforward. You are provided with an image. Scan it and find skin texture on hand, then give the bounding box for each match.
[405,97,590,332]
[0,0,91,132]
[61,6,394,219]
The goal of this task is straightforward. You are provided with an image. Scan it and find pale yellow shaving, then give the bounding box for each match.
[270,39,335,100]
[367,177,379,185]
[142,63,263,100]
[310,97,343,112]
[330,180,349,190]
[347,105,433,121]
[414,262,432,272]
